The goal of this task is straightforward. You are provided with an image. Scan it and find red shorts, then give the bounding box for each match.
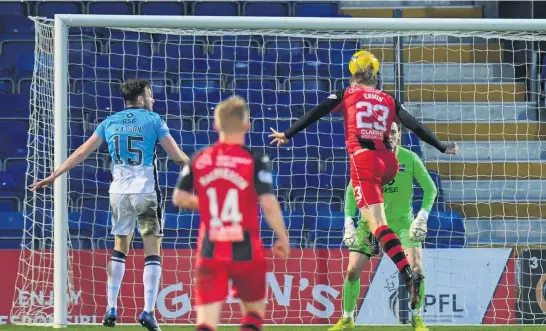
[194,257,267,306]
[349,149,398,208]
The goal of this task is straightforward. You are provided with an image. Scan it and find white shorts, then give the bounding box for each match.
[110,193,164,237]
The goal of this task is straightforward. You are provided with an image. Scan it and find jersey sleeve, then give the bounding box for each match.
[154,114,170,140]
[176,163,194,192]
[344,180,358,218]
[252,152,274,196]
[412,152,438,213]
[94,119,108,140]
[284,89,345,139]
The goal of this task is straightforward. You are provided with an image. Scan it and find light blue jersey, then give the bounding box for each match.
[95,108,170,194]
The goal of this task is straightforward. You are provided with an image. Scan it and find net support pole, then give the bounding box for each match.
[53,14,69,329]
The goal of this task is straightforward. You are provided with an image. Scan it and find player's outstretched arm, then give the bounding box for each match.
[173,164,199,210]
[159,135,190,166]
[395,102,458,155]
[409,153,438,242]
[269,90,344,146]
[29,134,103,191]
[260,194,290,258]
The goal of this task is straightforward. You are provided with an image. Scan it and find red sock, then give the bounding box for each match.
[375,225,412,282]
[240,312,263,331]
[196,324,214,331]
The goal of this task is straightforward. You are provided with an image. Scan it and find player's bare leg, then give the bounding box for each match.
[239,300,265,331]
[138,235,162,331]
[104,234,132,327]
[405,247,428,331]
[359,203,417,305]
[196,301,223,331]
[329,252,369,331]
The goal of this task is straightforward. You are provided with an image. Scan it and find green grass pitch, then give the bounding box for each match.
[0,325,543,331]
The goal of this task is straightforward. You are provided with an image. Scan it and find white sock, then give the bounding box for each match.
[107,250,126,310]
[143,255,162,313]
[343,311,353,319]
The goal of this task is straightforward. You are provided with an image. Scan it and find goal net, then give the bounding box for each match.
[12,16,546,326]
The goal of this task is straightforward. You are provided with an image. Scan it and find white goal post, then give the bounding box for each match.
[22,14,546,327]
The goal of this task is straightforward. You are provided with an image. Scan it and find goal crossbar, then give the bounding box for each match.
[56,14,546,31]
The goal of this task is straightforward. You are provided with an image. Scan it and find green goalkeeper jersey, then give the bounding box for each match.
[345,146,437,221]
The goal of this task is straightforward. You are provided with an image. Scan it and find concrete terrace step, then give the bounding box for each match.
[421,141,546,161]
[449,201,545,219]
[443,180,546,201]
[406,102,535,122]
[383,83,526,102]
[343,6,483,18]
[379,63,515,83]
[366,44,502,63]
[426,161,546,180]
[464,218,546,245]
[425,122,545,141]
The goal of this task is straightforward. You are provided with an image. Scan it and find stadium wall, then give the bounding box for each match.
[0,248,518,325]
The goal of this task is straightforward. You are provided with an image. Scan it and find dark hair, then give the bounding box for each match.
[351,69,378,87]
[120,79,151,104]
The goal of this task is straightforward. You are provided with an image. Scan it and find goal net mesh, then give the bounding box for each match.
[12,17,546,325]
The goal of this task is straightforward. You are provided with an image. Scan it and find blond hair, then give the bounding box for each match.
[351,68,378,87]
[214,96,249,133]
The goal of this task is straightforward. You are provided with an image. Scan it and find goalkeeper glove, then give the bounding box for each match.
[410,209,429,242]
[343,217,358,248]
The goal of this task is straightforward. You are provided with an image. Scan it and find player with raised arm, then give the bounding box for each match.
[172,96,290,331]
[269,50,458,308]
[330,121,436,331]
[30,79,189,330]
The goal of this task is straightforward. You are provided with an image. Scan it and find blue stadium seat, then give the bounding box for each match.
[37,1,84,17]
[88,1,134,15]
[0,2,27,15]
[157,42,207,73]
[0,120,28,156]
[425,210,465,248]
[1,40,34,57]
[180,78,222,103]
[234,77,278,91]
[0,55,14,72]
[294,2,339,17]
[0,94,28,116]
[0,15,34,35]
[5,158,27,187]
[71,79,124,111]
[264,39,308,63]
[16,53,34,74]
[163,213,199,249]
[193,1,239,16]
[167,118,193,133]
[79,197,110,213]
[288,91,329,106]
[69,168,110,192]
[140,1,186,15]
[310,210,345,248]
[286,78,331,93]
[0,212,33,248]
[0,78,14,94]
[244,2,290,16]
[402,132,422,156]
[261,211,305,248]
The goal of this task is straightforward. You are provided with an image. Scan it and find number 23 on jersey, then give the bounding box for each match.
[356,101,390,132]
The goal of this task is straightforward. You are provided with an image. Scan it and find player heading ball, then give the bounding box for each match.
[269,50,458,310]
[173,96,290,331]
